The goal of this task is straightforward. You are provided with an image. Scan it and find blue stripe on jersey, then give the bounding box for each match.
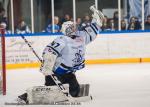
[84,29,92,42]
[91,23,98,31]
[46,46,60,56]
[90,25,97,35]
[55,62,85,75]
[55,67,72,75]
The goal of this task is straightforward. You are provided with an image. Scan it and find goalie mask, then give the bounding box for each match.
[61,21,76,36]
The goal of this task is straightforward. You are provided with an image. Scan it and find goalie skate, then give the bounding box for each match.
[5,94,28,105]
[17,93,29,104]
[90,5,105,27]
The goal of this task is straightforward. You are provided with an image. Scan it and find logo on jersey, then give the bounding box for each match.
[72,50,84,65]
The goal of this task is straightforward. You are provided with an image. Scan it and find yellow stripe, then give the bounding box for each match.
[6,58,150,69]
[85,58,140,64]
[7,63,41,70]
[141,58,150,62]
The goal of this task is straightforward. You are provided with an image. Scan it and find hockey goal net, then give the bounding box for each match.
[0,28,6,95]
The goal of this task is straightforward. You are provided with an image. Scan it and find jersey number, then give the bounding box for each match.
[51,41,60,48]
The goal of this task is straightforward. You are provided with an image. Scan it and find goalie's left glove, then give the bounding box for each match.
[90,5,105,27]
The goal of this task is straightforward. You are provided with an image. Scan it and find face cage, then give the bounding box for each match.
[65,24,76,36]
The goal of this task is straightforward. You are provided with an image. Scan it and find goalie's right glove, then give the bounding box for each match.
[90,5,105,27]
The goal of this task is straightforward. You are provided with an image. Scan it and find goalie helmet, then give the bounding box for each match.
[61,21,76,36]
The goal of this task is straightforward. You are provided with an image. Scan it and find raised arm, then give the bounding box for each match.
[82,5,105,44]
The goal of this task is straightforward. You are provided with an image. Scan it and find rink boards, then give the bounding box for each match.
[5,31,150,69]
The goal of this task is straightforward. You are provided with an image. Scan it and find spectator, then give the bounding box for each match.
[15,20,31,34]
[108,19,115,31]
[0,7,8,28]
[82,15,91,26]
[101,15,109,31]
[121,20,127,30]
[127,16,141,30]
[76,17,82,30]
[113,11,119,30]
[45,16,60,33]
[61,14,71,24]
[145,15,150,30]
[0,22,11,34]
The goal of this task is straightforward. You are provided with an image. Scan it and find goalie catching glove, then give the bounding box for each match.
[90,5,105,27]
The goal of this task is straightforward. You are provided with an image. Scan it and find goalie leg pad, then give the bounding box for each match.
[78,84,90,97]
[27,85,69,104]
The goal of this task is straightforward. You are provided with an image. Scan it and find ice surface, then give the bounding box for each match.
[0,63,150,107]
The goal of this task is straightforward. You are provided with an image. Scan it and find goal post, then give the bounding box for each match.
[0,28,6,95]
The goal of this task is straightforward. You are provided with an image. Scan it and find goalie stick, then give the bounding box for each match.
[21,34,92,102]
[21,36,42,62]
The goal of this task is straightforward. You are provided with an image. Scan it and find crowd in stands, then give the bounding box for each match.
[145,15,150,30]
[0,4,31,34]
[1,6,150,34]
[42,11,150,33]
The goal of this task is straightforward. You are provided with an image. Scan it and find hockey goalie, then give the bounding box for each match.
[17,5,104,104]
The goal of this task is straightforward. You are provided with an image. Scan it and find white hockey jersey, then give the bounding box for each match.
[43,23,99,74]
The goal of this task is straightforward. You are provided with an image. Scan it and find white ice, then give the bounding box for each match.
[0,63,150,107]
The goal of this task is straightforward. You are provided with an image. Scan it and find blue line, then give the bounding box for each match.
[100,30,150,34]
[1,30,150,37]
[3,32,63,37]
